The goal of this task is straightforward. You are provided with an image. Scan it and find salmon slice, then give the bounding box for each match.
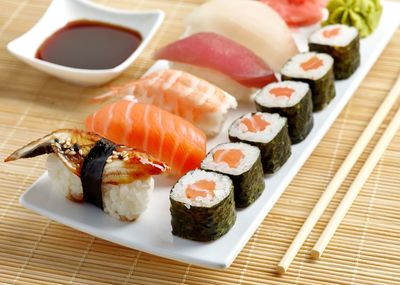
[323,27,341,38]
[213,149,244,168]
[300,56,323,71]
[154,33,277,88]
[270,87,295,98]
[242,114,270,133]
[186,179,216,199]
[85,101,207,176]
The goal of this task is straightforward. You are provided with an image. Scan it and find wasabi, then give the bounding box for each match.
[323,0,382,38]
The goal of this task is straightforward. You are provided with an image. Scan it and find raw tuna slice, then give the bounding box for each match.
[260,0,327,27]
[154,32,277,88]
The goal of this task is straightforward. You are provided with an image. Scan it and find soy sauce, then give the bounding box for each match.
[36,20,142,69]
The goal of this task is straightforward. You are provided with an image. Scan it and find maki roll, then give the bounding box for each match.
[170,170,236,241]
[201,142,265,208]
[5,129,167,221]
[309,24,360,80]
[228,112,291,173]
[281,52,335,111]
[254,81,314,144]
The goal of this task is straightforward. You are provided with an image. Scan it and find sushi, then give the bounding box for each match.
[254,81,314,144]
[201,142,265,208]
[170,169,236,241]
[228,112,291,173]
[92,69,237,136]
[186,0,299,72]
[281,52,335,111]
[309,24,360,79]
[5,129,167,221]
[86,100,207,176]
[154,32,277,101]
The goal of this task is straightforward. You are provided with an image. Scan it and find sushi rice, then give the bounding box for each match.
[229,112,287,144]
[170,169,232,208]
[254,81,310,108]
[281,52,333,81]
[309,24,358,47]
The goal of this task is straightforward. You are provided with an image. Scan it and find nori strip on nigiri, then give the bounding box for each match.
[81,138,117,209]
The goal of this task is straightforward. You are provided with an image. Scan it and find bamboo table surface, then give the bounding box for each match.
[0,0,399,284]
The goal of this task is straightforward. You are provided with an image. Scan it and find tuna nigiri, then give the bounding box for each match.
[86,101,207,176]
[154,32,277,89]
[93,69,237,136]
[186,0,298,72]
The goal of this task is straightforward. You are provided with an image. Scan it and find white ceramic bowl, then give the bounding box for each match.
[7,0,164,86]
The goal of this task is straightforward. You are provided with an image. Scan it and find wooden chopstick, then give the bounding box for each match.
[311,100,400,258]
[276,75,400,274]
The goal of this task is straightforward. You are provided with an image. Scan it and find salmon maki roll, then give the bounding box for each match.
[309,24,360,79]
[201,142,265,208]
[228,112,291,173]
[254,81,314,144]
[170,169,236,241]
[86,101,207,176]
[281,52,335,111]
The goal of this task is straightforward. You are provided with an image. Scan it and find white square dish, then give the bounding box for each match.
[7,0,164,86]
[18,1,400,269]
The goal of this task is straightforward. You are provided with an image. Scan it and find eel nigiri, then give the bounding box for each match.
[154,32,277,89]
[186,0,299,71]
[86,101,207,176]
[93,69,237,136]
[5,129,167,221]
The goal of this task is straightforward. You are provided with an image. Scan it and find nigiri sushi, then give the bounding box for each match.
[154,32,277,100]
[5,129,167,221]
[86,101,207,176]
[186,0,298,72]
[93,69,237,135]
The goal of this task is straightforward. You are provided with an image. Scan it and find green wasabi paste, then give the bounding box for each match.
[323,0,382,38]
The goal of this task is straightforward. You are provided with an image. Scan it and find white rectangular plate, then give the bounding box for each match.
[20,1,399,269]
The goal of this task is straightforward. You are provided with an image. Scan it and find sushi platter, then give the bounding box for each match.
[7,0,400,269]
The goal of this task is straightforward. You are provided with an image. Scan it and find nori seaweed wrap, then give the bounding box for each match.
[201,142,265,208]
[170,170,236,241]
[281,52,335,112]
[254,81,314,144]
[228,112,291,174]
[309,24,360,79]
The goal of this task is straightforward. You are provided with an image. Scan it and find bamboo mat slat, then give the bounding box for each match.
[0,0,399,284]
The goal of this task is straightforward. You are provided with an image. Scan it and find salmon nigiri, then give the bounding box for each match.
[86,101,207,176]
[92,69,237,136]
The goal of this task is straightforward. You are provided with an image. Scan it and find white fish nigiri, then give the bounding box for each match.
[93,69,237,136]
[186,0,299,71]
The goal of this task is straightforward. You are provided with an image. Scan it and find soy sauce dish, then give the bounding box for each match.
[7,0,164,86]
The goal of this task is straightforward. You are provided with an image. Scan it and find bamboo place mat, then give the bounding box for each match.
[0,0,399,284]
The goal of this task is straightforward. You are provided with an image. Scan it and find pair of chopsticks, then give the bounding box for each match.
[277,75,400,274]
